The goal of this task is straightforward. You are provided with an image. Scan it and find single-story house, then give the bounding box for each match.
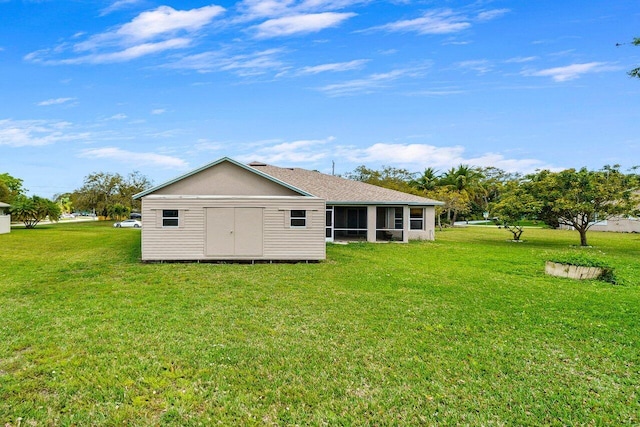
[0,202,10,234]
[134,157,442,262]
[581,217,640,233]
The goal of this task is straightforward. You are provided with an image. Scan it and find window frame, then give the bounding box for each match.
[162,209,179,228]
[409,207,425,230]
[290,209,307,228]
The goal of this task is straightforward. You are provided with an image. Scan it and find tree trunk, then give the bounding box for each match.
[579,228,588,246]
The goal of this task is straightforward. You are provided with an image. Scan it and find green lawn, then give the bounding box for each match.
[1,222,639,425]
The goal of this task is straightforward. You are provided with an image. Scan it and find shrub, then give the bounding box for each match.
[548,253,618,284]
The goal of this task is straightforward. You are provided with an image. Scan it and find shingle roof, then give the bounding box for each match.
[249,163,442,205]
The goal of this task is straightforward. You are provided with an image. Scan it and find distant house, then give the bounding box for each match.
[584,217,640,233]
[0,202,10,234]
[134,157,442,262]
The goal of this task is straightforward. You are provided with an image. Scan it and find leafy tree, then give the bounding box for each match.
[427,186,470,226]
[108,203,130,221]
[10,195,61,229]
[439,165,485,223]
[526,166,639,246]
[54,193,74,214]
[72,171,152,217]
[0,181,10,203]
[120,171,152,212]
[345,165,421,194]
[410,167,439,192]
[478,167,520,217]
[0,173,25,202]
[492,179,539,241]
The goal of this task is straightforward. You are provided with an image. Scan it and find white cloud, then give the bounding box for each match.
[106,113,128,121]
[25,5,224,65]
[505,56,538,63]
[237,0,298,20]
[319,67,424,96]
[464,153,547,172]
[37,97,77,106]
[253,12,356,38]
[409,89,465,96]
[114,5,224,42]
[370,9,471,35]
[79,147,188,169]
[456,59,492,74]
[100,0,143,16]
[237,0,368,21]
[166,48,286,76]
[339,143,549,173]
[89,38,193,63]
[0,119,89,147]
[30,38,194,65]
[240,136,334,163]
[237,138,552,173]
[345,143,465,166]
[525,62,619,82]
[476,9,510,21]
[151,109,166,115]
[298,59,368,74]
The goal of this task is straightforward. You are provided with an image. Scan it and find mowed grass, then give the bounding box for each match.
[1,223,639,425]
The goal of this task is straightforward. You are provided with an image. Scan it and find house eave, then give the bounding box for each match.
[327,201,444,206]
[142,195,324,201]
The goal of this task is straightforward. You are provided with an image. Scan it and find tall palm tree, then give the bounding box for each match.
[440,165,486,223]
[410,167,439,193]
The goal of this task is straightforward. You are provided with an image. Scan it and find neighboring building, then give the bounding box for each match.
[0,202,10,234]
[134,157,442,262]
[584,217,640,233]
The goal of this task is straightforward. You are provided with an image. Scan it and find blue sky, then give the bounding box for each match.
[1,0,639,198]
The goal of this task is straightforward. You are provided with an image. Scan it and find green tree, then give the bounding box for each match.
[526,166,639,246]
[118,171,152,212]
[409,167,439,193]
[0,173,25,202]
[345,165,420,194]
[427,186,471,227]
[72,171,152,217]
[54,193,74,214]
[439,165,485,223]
[108,203,130,221]
[478,167,520,217]
[10,195,61,229]
[0,181,10,203]
[492,179,539,241]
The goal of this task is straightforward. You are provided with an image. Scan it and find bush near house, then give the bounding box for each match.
[0,223,639,425]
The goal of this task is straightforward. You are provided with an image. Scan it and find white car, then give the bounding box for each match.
[114,219,142,228]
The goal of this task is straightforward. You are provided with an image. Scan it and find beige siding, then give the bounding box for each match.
[0,215,10,234]
[140,196,325,261]
[152,161,300,197]
[586,217,640,233]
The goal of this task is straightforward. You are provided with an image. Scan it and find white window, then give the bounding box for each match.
[290,210,306,228]
[410,208,424,230]
[162,209,179,227]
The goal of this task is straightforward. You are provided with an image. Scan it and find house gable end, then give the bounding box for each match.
[135,158,310,198]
